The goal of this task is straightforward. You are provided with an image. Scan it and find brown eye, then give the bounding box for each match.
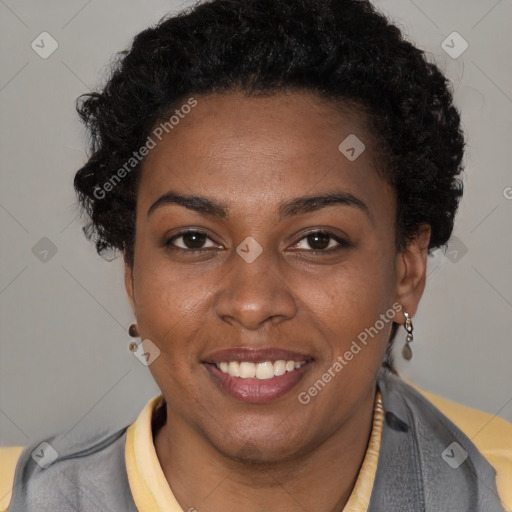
[305,232,330,250]
[166,231,217,251]
[292,231,349,253]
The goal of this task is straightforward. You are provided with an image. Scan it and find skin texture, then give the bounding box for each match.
[124,91,431,512]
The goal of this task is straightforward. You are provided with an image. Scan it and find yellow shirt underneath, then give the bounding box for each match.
[1,387,511,511]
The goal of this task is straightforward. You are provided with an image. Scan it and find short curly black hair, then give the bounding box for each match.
[74,0,464,271]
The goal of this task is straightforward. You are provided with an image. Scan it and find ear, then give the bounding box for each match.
[124,251,135,314]
[394,223,431,323]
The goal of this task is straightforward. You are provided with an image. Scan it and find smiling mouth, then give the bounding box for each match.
[203,358,314,402]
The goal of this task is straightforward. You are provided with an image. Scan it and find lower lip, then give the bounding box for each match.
[203,361,313,403]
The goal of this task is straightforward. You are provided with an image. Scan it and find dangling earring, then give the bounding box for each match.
[402,311,414,360]
[128,323,139,352]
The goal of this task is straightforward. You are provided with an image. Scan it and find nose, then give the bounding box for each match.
[213,244,298,332]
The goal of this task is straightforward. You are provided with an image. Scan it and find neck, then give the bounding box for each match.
[154,386,377,512]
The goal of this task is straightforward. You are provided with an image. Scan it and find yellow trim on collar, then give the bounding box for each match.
[125,395,183,511]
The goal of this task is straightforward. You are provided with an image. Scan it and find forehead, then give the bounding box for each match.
[137,91,393,220]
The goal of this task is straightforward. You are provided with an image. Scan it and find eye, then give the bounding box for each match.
[165,230,219,251]
[291,230,349,253]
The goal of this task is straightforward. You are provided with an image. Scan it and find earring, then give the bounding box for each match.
[128,323,139,352]
[402,311,414,360]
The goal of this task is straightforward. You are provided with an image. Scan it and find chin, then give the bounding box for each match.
[224,442,302,466]
[208,423,309,465]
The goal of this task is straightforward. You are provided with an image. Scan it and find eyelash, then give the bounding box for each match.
[164,229,350,255]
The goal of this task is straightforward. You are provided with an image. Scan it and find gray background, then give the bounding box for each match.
[1,0,511,447]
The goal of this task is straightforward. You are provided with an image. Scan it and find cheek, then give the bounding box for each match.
[131,247,205,348]
[134,271,205,337]
[310,252,396,354]
[133,227,199,303]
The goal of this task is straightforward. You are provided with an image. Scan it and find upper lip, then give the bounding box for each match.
[202,347,314,364]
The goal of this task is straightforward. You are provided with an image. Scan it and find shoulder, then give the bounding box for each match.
[375,369,511,511]
[413,384,512,452]
[1,425,135,512]
[407,378,512,512]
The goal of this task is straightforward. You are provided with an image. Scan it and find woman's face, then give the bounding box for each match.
[125,91,428,462]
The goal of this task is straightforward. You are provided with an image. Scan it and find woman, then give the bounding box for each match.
[2,0,511,510]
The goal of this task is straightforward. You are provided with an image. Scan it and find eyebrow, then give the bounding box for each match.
[147,189,370,221]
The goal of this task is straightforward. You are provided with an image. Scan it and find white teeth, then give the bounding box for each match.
[274,360,287,376]
[239,361,256,378]
[256,361,274,380]
[215,359,307,379]
[228,361,240,377]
